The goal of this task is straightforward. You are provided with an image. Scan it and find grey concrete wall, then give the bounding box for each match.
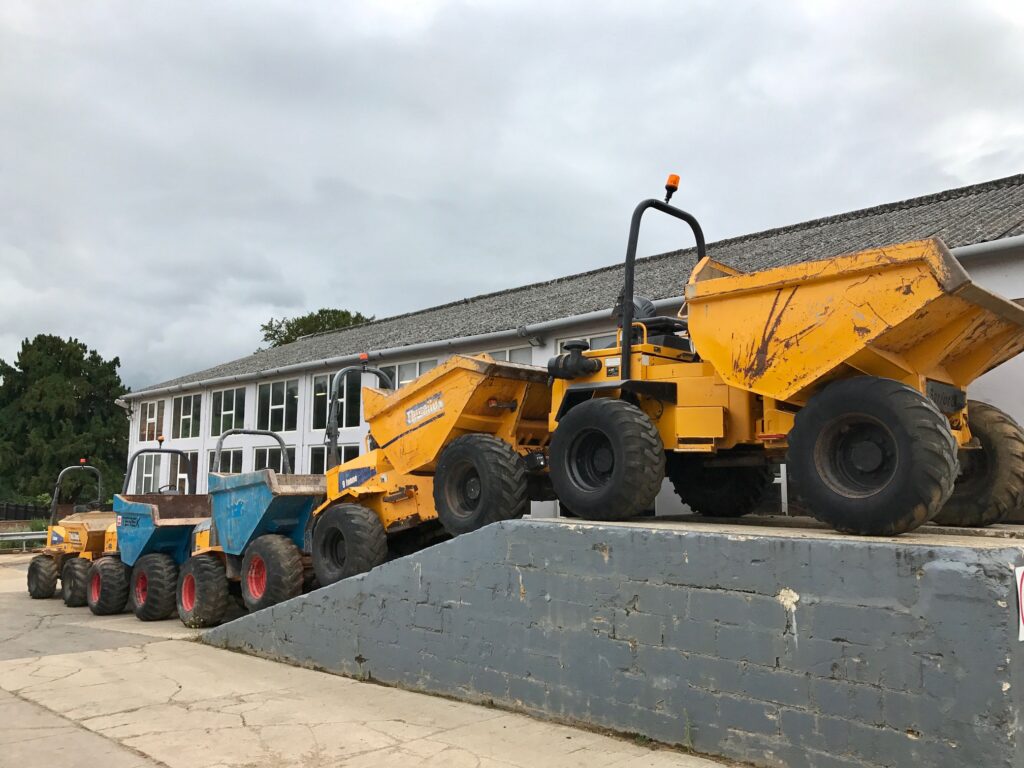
[205,520,1024,768]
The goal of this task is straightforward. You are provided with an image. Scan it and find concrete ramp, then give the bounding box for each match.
[204,518,1024,768]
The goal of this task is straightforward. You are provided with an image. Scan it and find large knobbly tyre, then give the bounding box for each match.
[177,555,229,628]
[666,454,774,517]
[433,434,529,536]
[312,504,388,587]
[934,401,1024,527]
[87,558,130,615]
[27,555,59,599]
[241,534,303,612]
[130,554,179,621]
[61,558,91,607]
[788,376,957,536]
[549,398,665,520]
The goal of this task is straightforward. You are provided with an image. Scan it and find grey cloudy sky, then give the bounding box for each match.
[2,0,1023,389]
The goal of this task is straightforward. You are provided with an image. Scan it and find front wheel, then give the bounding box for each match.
[433,434,529,536]
[177,555,229,627]
[312,504,387,587]
[549,398,665,520]
[87,558,130,615]
[61,558,91,607]
[241,535,303,612]
[933,401,1024,527]
[130,554,179,621]
[788,376,957,535]
[27,555,59,599]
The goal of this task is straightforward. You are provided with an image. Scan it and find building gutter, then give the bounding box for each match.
[123,237,1019,401]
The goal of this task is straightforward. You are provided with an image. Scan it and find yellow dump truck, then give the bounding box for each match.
[331,176,1024,538]
[309,356,551,585]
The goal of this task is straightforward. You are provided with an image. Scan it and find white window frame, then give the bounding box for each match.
[139,400,165,442]
[135,453,163,494]
[379,358,439,389]
[253,445,297,474]
[168,451,199,493]
[257,378,299,432]
[211,386,245,437]
[309,444,359,475]
[172,394,202,439]
[208,448,243,474]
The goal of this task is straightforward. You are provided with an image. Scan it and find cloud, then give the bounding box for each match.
[1,0,1022,388]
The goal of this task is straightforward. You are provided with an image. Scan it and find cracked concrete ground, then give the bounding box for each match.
[0,555,729,768]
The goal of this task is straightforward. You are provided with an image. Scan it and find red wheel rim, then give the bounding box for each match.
[246,555,266,599]
[181,573,196,612]
[89,571,101,604]
[135,572,148,605]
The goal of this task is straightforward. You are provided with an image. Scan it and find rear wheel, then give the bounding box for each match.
[27,555,59,599]
[666,455,774,517]
[312,505,388,587]
[87,558,130,615]
[934,401,1024,527]
[130,554,179,621]
[434,434,529,536]
[241,535,303,612]
[177,555,229,627]
[788,376,957,535]
[61,558,91,607]
[549,398,665,520]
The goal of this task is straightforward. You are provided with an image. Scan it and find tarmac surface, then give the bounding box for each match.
[0,553,728,768]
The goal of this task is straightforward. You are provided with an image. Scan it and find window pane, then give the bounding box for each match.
[272,381,284,406]
[509,347,533,364]
[270,408,283,433]
[156,402,165,439]
[285,380,298,431]
[233,388,245,429]
[257,384,270,430]
[590,334,617,350]
[211,392,223,436]
[312,375,329,430]
[310,446,326,475]
[418,359,437,374]
[483,349,507,361]
[190,395,201,437]
[397,363,417,385]
[378,366,396,389]
[172,397,183,439]
[342,445,359,463]
[344,372,361,428]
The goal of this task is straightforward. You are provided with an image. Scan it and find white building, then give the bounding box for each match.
[120,174,1024,513]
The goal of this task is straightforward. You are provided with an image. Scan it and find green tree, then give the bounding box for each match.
[260,308,373,348]
[0,335,129,503]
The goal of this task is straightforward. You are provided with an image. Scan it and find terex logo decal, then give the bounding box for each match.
[405,393,444,426]
[338,467,377,491]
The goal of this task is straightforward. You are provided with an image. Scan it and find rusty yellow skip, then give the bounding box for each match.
[309,176,1024,553]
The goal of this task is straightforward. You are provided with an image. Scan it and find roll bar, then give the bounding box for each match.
[326,363,394,469]
[214,428,292,475]
[122,448,197,495]
[619,197,706,380]
[49,464,102,527]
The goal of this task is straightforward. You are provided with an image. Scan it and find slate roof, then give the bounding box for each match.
[136,173,1024,395]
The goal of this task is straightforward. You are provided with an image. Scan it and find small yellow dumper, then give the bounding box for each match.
[309,356,551,585]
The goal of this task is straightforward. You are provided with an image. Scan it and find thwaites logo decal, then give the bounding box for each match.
[338,467,378,492]
[69,531,81,544]
[405,393,444,426]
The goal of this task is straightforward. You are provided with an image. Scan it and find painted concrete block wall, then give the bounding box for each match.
[206,520,1024,768]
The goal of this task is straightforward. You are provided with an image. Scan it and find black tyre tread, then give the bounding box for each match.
[434,434,529,536]
[934,401,1024,527]
[131,554,179,621]
[241,534,303,612]
[550,398,665,520]
[666,456,774,518]
[788,376,957,536]
[88,558,130,615]
[27,555,59,599]
[312,504,388,587]
[61,558,91,607]
[177,554,229,628]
